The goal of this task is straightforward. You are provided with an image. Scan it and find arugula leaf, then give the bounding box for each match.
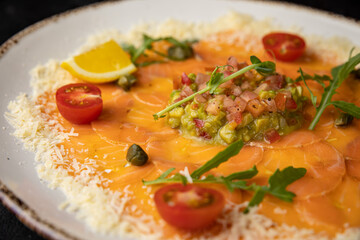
[267,166,306,201]
[124,34,195,66]
[143,139,306,212]
[175,173,188,185]
[191,140,244,179]
[244,166,306,213]
[224,165,258,181]
[294,71,331,88]
[158,167,175,179]
[142,170,190,185]
[332,101,360,118]
[153,56,276,120]
[308,53,360,130]
[131,34,155,62]
[331,54,360,88]
[121,43,137,58]
[246,185,267,212]
[299,68,317,107]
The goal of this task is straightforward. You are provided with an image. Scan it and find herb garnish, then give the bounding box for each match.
[299,53,360,130]
[122,34,195,67]
[153,56,276,120]
[143,139,306,212]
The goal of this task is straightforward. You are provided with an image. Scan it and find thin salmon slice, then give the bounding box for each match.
[106,162,157,190]
[258,195,310,231]
[250,130,324,149]
[91,94,153,144]
[146,137,224,165]
[346,160,360,180]
[343,136,360,179]
[326,126,360,154]
[215,146,263,175]
[328,176,360,227]
[135,58,210,85]
[344,136,360,160]
[294,195,345,236]
[289,142,345,198]
[259,141,345,199]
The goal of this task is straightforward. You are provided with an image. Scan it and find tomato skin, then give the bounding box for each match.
[154,184,225,230]
[56,83,103,124]
[264,129,281,144]
[181,72,192,86]
[274,92,287,111]
[285,98,298,110]
[262,32,306,62]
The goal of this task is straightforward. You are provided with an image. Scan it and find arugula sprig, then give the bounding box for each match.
[153,56,276,120]
[294,72,331,88]
[299,53,360,130]
[122,34,195,67]
[143,139,306,212]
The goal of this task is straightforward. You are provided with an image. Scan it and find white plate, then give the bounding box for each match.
[0,0,359,239]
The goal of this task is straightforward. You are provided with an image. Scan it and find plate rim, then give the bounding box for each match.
[0,0,359,239]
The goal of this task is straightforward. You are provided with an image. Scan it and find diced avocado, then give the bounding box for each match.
[213,87,225,95]
[167,117,181,128]
[237,113,254,129]
[190,83,198,92]
[254,117,270,132]
[169,107,185,118]
[219,123,237,144]
[181,115,195,131]
[169,90,181,103]
[188,73,196,81]
[203,111,226,136]
[259,90,276,100]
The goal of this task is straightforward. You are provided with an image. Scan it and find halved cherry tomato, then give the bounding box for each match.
[56,83,103,124]
[262,32,306,62]
[154,184,225,230]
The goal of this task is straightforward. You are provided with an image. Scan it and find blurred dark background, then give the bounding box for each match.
[0,0,359,239]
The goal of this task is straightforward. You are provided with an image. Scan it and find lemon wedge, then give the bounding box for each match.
[61,40,136,83]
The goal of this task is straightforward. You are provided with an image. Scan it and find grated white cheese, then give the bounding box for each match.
[178,167,192,183]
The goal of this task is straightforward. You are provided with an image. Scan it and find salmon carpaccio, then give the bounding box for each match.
[38,33,360,238]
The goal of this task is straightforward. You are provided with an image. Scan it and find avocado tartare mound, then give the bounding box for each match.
[167,57,306,144]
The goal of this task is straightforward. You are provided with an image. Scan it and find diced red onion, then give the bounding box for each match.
[195,73,210,85]
[254,83,269,95]
[240,91,258,103]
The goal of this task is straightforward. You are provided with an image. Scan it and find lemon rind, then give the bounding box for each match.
[61,58,137,83]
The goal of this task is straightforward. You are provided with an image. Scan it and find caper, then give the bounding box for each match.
[117,74,137,91]
[351,68,360,79]
[126,144,148,166]
[167,45,193,61]
[334,112,354,127]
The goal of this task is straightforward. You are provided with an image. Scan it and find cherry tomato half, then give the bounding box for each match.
[154,184,225,230]
[56,83,103,124]
[262,32,306,62]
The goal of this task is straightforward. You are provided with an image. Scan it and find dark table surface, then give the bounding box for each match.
[0,0,359,240]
